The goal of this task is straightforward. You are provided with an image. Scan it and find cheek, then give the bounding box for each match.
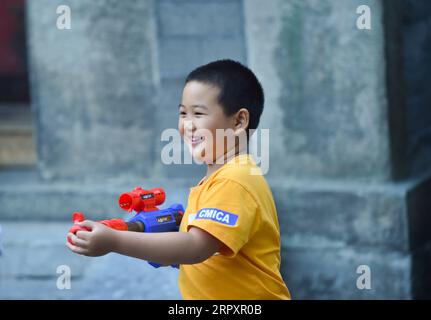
[200,117,221,132]
[195,120,217,141]
[204,118,231,141]
[178,119,184,137]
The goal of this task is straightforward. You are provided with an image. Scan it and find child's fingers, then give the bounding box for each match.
[68,233,88,248]
[75,230,91,240]
[78,220,95,229]
[66,240,88,255]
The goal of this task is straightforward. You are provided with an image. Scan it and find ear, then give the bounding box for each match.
[234,108,249,135]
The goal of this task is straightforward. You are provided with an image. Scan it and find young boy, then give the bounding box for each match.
[67,59,291,300]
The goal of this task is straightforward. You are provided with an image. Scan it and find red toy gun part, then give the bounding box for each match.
[67,187,184,270]
[67,213,129,245]
[118,187,165,212]
[67,212,91,244]
[99,219,128,231]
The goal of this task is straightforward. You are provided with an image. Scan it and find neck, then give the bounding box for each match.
[205,145,247,180]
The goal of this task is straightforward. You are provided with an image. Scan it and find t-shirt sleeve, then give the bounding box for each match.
[187,178,259,257]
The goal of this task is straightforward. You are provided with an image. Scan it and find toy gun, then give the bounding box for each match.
[68,187,184,269]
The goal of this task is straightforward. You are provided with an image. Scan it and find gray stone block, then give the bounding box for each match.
[0,170,192,220]
[274,173,431,299]
[281,246,411,299]
[156,0,246,81]
[157,0,243,37]
[0,222,181,299]
[0,278,76,299]
[201,38,246,65]
[243,0,289,182]
[273,179,410,251]
[158,36,246,80]
[67,253,181,299]
[158,37,204,80]
[0,224,2,256]
[0,222,90,278]
[27,0,159,180]
[272,0,391,181]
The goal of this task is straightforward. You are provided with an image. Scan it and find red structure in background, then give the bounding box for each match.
[0,0,29,103]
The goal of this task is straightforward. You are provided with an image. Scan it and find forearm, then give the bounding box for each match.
[111,230,203,265]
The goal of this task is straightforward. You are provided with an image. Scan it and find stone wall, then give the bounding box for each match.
[1,0,430,299]
[402,0,431,178]
[27,0,159,181]
[244,0,431,299]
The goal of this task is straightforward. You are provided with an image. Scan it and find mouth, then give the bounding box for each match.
[186,136,205,146]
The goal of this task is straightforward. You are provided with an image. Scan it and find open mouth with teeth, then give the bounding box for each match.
[186,136,205,146]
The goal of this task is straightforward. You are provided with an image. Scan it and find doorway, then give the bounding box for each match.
[0,0,36,168]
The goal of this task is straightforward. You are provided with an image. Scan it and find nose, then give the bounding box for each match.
[183,118,195,135]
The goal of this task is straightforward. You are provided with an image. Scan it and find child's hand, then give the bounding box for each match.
[66,220,117,257]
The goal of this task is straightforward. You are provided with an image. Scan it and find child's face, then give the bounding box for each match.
[178,81,238,164]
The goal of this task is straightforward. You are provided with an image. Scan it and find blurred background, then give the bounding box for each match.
[0,0,430,299]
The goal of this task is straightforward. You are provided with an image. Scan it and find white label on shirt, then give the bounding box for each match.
[188,213,196,224]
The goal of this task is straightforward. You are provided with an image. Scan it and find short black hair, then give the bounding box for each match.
[185,59,264,132]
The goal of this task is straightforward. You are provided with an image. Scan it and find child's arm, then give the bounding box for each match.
[66,220,222,265]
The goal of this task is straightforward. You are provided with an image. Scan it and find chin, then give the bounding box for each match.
[192,147,216,164]
[192,150,209,164]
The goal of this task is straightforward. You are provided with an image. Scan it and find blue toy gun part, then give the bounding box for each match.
[127,203,184,269]
[128,204,184,233]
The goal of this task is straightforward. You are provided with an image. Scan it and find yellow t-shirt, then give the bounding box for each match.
[178,154,291,300]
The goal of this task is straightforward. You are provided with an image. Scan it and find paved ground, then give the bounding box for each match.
[0,222,181,299]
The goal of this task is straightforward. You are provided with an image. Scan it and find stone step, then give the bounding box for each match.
[0,222,181,299]
[0,169,194,221]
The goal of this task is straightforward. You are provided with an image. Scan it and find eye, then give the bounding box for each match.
[179,111,186,116]
[194,112,205,116]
